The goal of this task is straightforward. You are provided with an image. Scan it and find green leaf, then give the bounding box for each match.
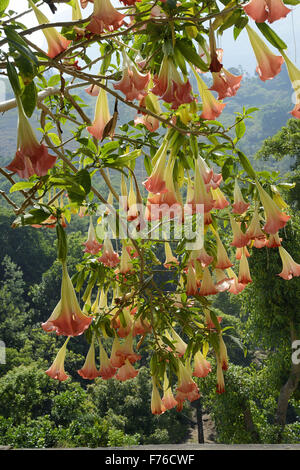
[12,206,52,228]
[21,81,37,118]
[235,119,246,141]
[4,26,38,65]
[255,22,287,50]
[6,60,21,96]
[15,53,37,85]
[56,223,68,262]
[47,133,61,146]
[0,0,9,14]
[74,169,91,195]
[9,181,35,193]
[237,150,256,179]
[176,38,209,72]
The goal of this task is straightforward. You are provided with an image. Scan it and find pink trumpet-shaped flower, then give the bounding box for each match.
[246,25,284,82]
[209,68,242,100]
[87,84,111,141]
[176,361,199,396]
[42,262,92,337]
[46,338,70,381]
[98,237,120,267]
[277,246,300,280]
[29,1,71,58]
[238,248,252,285]
[115,358,139,381]
[193,68,226,120]
[119,244,134,275]
[193,351,212,378]
[5,97,56,179]
[113,52,151,101]
[168,328,187,357]
[214,269,235,292]
[187,158,216,213]
[243,0,291,24]
[211,187,230,210]
[152,55,194,109]
[143,140,168,194]
[266,232,282,248]
[282,52,300,119]
[191,246,214,268]
[226,268,246,294]
[83,217,103,254]
[151,378,166,415]
[134,92,161,132]
[246,207,266,242]
[215,233,233,270]
[162,374,178,410]
[256,181,290,234]
[218,334,229,371]
[98,340,116,379]
[86,0,125,34]
[115,332,141,365]
[229,215,250,248]
[199,267,219,296]
[163,242,179,268]
[78,337,101,379]
[232,179,250,214]
[186,264,199,296]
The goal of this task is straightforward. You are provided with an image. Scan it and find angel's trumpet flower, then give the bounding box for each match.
[209,68,242,100]
[134,92,162,132]
[278,246,300,280]
[42,262,92,337]
[229,215,250,248]
[186,264,198,296]
[29,1,71,58]
[187,158,215,214]
[282,52,300,119]
[87,84,111,141]
[238,248,252,285]
[151,378,166,415]
[142,140,168,194]
[98,237,120,267]
[226,268,246,294]
[199,267,218,296]
[214,233,233,270]
[115,358,139,381]
[113,51,151,101]
[5,96,56,179]
[193,351,212,378]
[45,337,70,381]
[98,339,117,379]
[232,179,250,214]
[163,242,179,268]
[83,217,103,254]
[243,0,291,24]
[77,336,101,379]
[162,374,177,410]
[256,181,290,234]
[152,55,194,109]
[86,0,125,34]
[192,67,226,120]
[246,25,284,82]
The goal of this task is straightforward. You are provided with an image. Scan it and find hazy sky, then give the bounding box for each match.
[6,0,300,74]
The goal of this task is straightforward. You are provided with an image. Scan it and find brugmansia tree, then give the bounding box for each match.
[0,0,299,418]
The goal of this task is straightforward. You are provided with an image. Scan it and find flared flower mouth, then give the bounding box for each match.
[246,25,283,82]
[209,68,242,100]
[243,0,291,24]
[42,262,92,336]
[113,52,151,101]
[278,246,300,280]
[86,0,125,34]
[256,181,290,234]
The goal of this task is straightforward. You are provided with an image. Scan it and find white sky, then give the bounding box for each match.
[5,0,300,73]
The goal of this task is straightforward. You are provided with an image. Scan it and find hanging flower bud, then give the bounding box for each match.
[6,96,56,179]
[86,0,125,34]
[29,0,71,58]
[256,181,290,234]
[42,262,92,337]
[277,246,300,280]
[246,25,284,82]
[87,84,112,141]
[45,338,70,381]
